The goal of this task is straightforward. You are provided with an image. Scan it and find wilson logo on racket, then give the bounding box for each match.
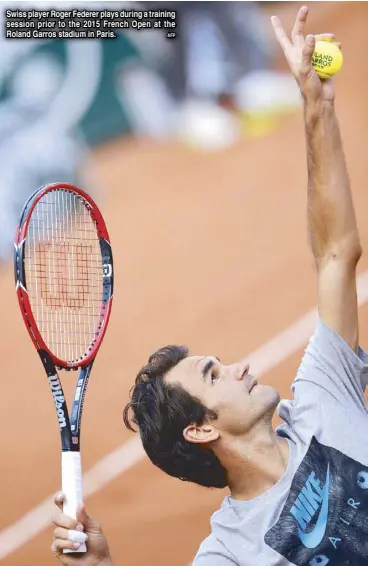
[49,374,67,429]
[37,241,93,309]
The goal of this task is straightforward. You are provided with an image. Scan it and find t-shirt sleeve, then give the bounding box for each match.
[294,318,368,402]
[192,535,238,566]
[277,318,368,441]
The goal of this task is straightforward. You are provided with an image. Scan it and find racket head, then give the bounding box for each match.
[14,182,113,368]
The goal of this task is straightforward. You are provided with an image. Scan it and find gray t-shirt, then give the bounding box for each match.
[193,319,368,566]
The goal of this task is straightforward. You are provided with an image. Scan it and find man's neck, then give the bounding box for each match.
[216,429,290,501]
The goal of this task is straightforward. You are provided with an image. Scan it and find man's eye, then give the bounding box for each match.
[211,374,219,384]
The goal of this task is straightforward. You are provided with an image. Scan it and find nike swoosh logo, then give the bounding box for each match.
[299,464,330,549]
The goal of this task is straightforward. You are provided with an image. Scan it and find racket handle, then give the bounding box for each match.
[62,451,87,553]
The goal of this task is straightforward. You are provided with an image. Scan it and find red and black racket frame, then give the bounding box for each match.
[14,183,113,452]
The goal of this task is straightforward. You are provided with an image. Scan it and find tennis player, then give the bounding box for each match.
[51,6,368,565]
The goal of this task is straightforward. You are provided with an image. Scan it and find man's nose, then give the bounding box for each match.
[234,362,250,381]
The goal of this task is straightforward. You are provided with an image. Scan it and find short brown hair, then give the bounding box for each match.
[123,345,227,488]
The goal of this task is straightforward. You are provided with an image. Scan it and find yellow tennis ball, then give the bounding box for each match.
[312,40,343,80]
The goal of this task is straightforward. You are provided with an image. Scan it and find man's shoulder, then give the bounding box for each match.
[195,531,220,553]
[194,505,228,554]
[192,501,238,564]
[193,532,236,565]
[192,533,219,565]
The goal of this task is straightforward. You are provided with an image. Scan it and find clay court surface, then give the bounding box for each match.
[1,3,368,565]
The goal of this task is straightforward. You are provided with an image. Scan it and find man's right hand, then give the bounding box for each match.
[51,492,113,566]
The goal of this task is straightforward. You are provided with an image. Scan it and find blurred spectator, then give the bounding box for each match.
[148,1,271,103]
[121,1,301,149]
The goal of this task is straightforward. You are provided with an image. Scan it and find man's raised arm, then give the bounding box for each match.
[272,5,362,351]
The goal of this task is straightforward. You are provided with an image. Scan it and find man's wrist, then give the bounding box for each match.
[303,98,335,124]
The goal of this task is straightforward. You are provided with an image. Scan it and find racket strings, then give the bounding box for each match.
[24,189,103,363]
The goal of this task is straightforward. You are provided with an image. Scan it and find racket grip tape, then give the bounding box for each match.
[62,451,87,553]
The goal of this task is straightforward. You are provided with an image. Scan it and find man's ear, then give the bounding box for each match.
[183,423,219,444]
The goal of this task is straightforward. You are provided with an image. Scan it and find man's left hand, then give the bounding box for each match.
[271,5,341,104]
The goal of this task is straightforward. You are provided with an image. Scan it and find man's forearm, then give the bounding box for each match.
[304,101,361,264]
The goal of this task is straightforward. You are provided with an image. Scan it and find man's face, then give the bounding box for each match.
[165,355,280,443]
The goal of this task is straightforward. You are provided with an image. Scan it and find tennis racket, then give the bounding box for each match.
[14,182,113,553]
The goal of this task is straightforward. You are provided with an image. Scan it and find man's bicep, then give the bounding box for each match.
[317,258,359,353]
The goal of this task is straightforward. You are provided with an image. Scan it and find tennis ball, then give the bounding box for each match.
[312,40,343,80]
